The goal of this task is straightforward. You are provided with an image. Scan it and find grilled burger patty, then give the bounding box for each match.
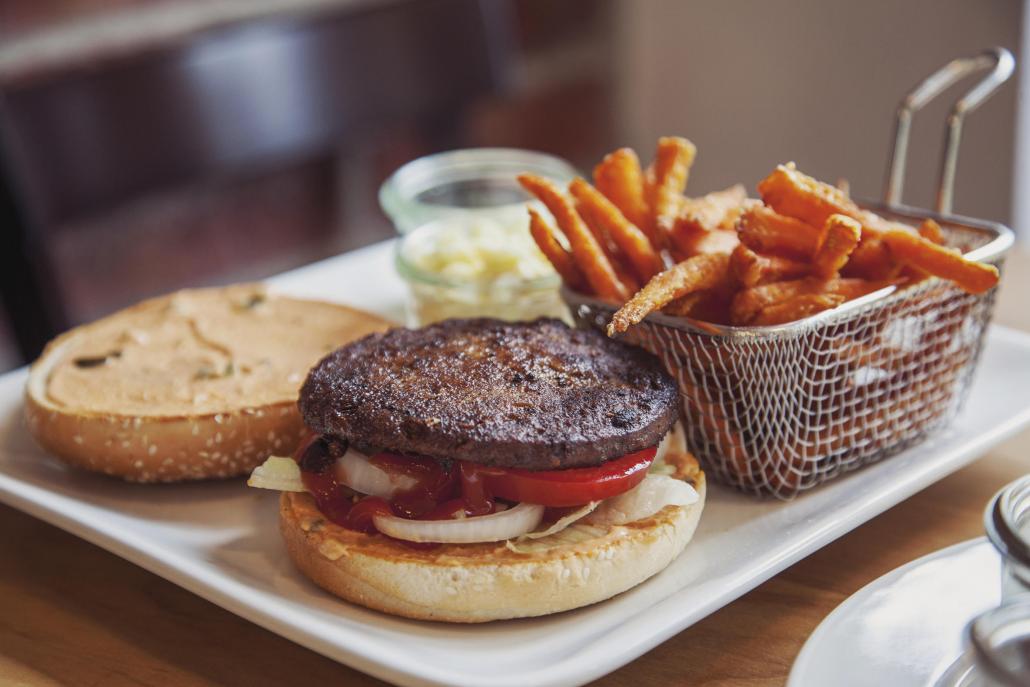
[298,318,679,470]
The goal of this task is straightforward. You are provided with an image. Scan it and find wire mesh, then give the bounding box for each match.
[566,218,1007,499]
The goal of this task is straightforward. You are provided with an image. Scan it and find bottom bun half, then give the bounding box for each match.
[279,451,706,623]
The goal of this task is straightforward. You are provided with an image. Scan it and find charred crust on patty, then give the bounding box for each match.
[298,318,679,470]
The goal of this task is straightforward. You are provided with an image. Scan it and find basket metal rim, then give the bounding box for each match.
[563,203,1013,341]
[868,201,1014,263]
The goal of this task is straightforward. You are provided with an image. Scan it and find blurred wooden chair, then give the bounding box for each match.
[0,0,511,365]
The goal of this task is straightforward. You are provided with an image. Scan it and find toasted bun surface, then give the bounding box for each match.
[300,318,680,470]
[279,450,705,622]
[25,285,391,482]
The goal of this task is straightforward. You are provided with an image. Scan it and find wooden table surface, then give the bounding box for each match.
[2,249,1028,687]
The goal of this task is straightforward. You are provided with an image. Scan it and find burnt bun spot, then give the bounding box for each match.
[299,318,679,471]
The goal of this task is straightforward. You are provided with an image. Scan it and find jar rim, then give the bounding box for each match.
[985,474,1030,568]
[379,148,578,234]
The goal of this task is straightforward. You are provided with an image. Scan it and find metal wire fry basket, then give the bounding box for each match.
[564,49,1016,499]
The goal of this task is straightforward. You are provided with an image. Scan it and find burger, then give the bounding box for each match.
[249,318,705,622]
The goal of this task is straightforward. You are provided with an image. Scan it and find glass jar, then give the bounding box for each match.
[379,148,578,326]
[935,598,1030,686]
[985,475,1030,599]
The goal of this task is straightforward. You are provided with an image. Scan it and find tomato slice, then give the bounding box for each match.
[472,447,657,507]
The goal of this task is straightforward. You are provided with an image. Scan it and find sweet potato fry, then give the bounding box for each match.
[682,288,735,325]
[730,277,895,325]
[662,291,706,317]
[650,136,697,235]
[751,293,846,326]
[571,198,618,262]
[527,208,587,291]
[670,228,740,262]
[757,163,922,249]
[671,185,748,256]
[569,177,664,283]
[518,174,631,302]
[608,253,729,335]
[896,220,943,284]
[881,229,999,294]
[730,244,810,287]
[737,205,821,259]
[571,199,640,292]
[675,185,749,233]
[757,162,862,229]
[812,214,862,278]
[593,148,653,244]
[917,218,945,245]
[842,237,899,280]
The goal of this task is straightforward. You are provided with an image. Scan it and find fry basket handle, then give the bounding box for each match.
[883,47,1014,215]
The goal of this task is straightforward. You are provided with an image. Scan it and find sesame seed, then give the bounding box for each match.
[73,435,84,445]
[215,432,223,443]
[191,425,200,436]
[148,445,157,456]
[134,460,143,468]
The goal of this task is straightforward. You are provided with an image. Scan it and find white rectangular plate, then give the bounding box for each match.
[2,241,1030,687]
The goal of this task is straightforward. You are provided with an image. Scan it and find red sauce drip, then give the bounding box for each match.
[295,435,353,526]
[458,462,494,516]
[294,434,493,541]
[372,451,458,519]
[343,497,392,533]
[421,498,469,520]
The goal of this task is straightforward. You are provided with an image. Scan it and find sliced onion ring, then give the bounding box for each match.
[522,501,599,540]
[373,503,545,543]
[587,475,698,526]
[335,447,417,498]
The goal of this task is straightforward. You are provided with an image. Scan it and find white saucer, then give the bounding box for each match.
[789,538,1001,687]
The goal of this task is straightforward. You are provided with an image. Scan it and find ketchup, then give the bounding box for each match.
[293,434,495,537]
[458,462,494,516]
[343,497,392,533]
[371,451,457,519]
[296,435,353,526]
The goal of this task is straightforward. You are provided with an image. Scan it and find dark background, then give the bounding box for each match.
[0,0,1021,371]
